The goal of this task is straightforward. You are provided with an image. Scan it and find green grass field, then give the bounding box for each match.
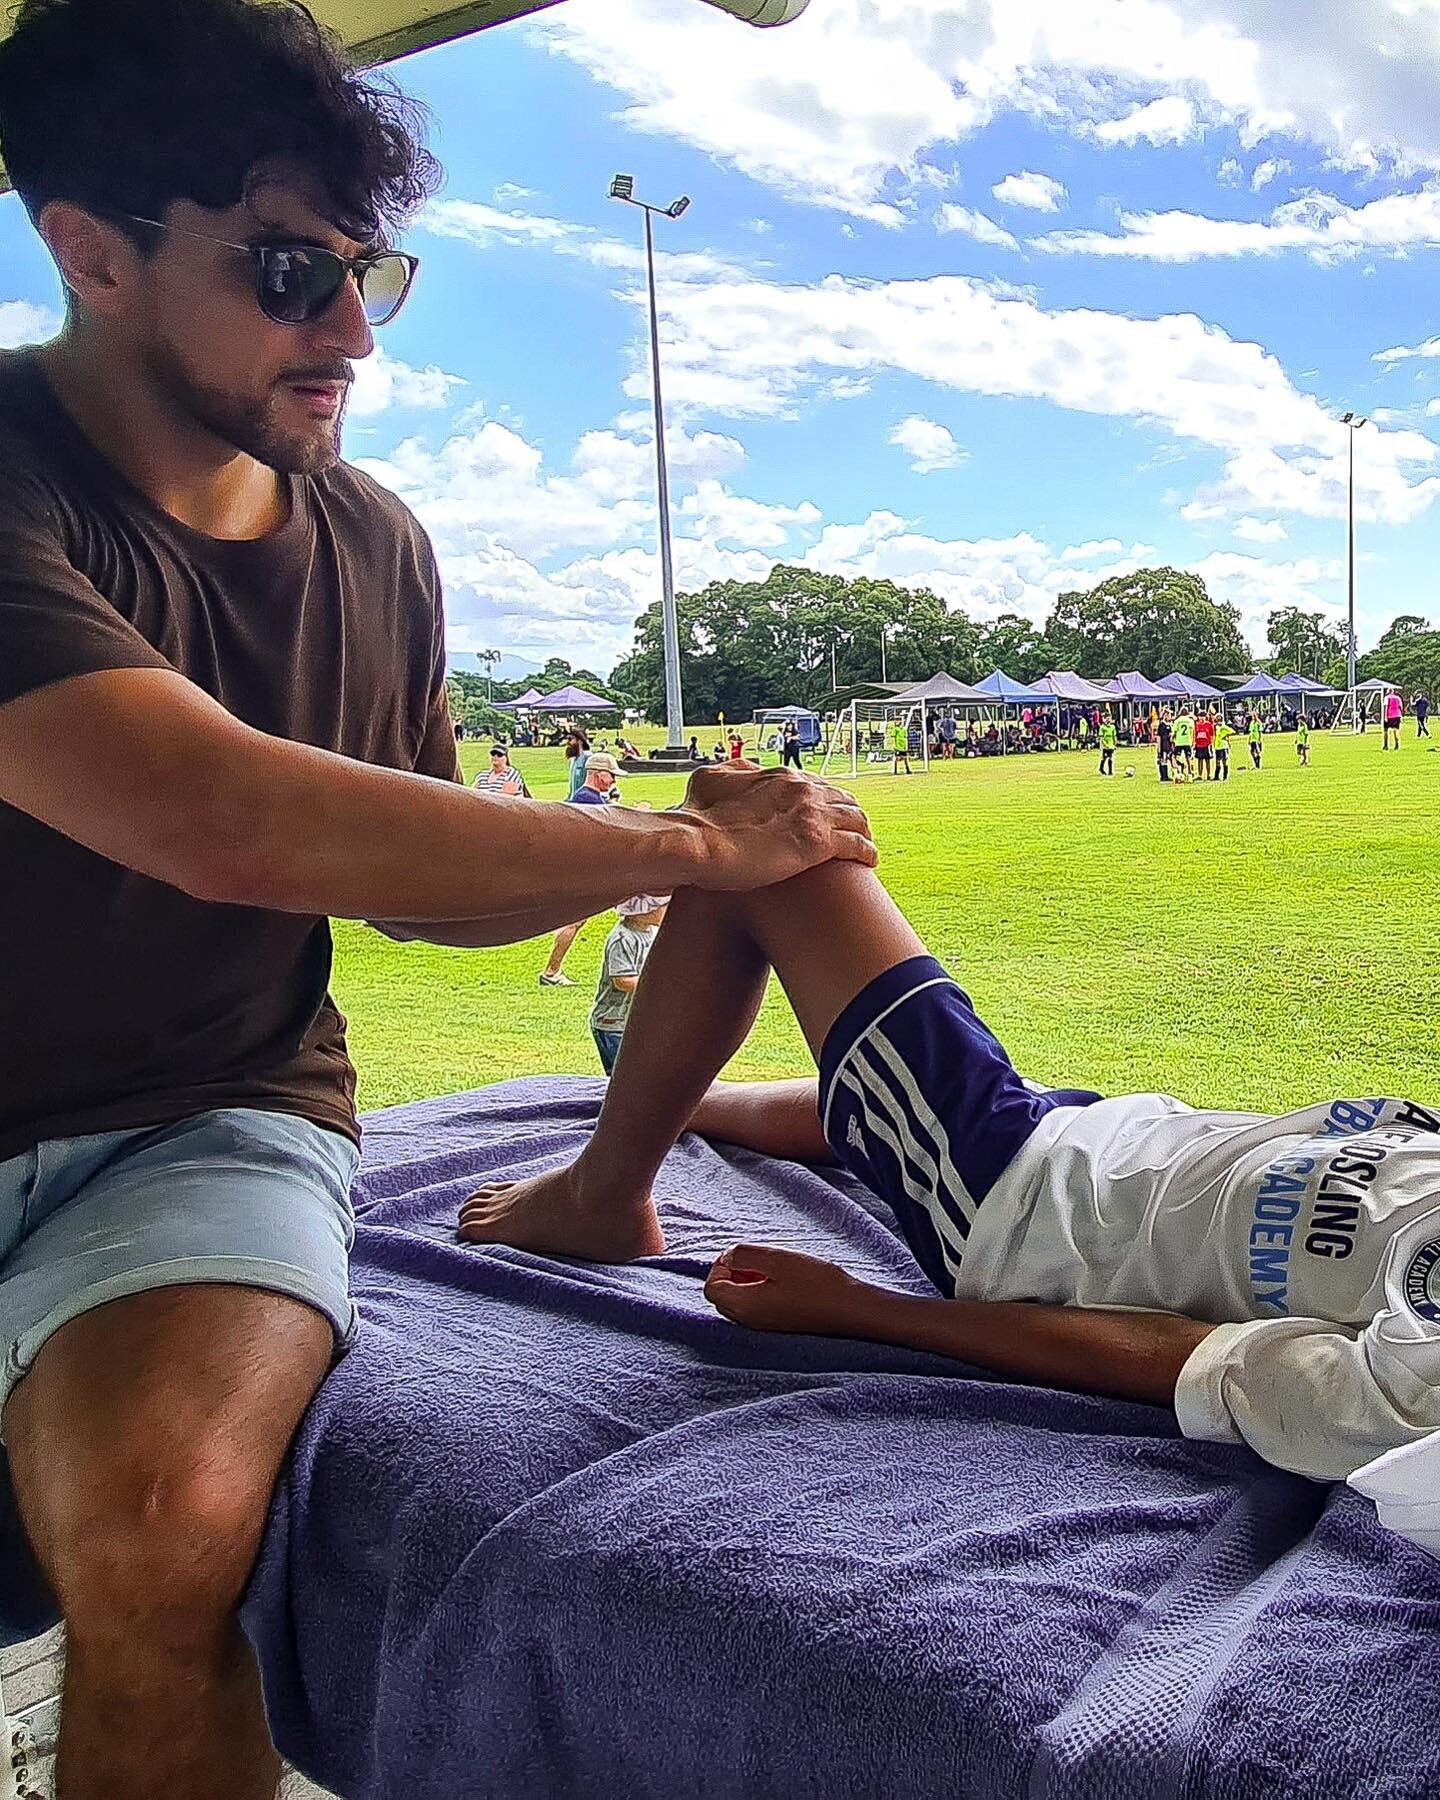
[332,727,1440,1117]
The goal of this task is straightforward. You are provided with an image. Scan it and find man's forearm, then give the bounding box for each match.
[849,1287,1215,1409]
[222,734,708,923]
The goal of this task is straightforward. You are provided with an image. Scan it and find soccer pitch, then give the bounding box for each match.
[333,729,1440,1116]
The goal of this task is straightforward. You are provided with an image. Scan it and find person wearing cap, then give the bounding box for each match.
[590,896,669,1073]
[569,753,620,806]
[539,755,625,985]
[472,744,530,799]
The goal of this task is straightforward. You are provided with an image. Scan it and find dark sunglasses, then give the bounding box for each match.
[123,215,419,327]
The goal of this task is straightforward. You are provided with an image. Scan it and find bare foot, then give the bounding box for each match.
[458,1162,666,1261]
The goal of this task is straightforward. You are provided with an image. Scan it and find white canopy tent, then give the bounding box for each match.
[0,0,812,192]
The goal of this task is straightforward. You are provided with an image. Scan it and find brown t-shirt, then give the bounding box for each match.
[0,349,460,1162]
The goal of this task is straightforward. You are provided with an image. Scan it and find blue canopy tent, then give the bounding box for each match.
[1104,671,1173,701]
[1226,671,1287,698]
[533,684,619,714]
[1225,671,1289,723]
[1103,671,1172,739]
[1156,672,1223,700]
[1277,673,1344,718]
[976,670,1046,703]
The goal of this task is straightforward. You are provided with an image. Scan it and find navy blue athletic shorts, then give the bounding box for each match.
[818,956,1102,1295]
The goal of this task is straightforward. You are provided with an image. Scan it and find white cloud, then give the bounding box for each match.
[493,182,536,204]
[530,0,1440,226]
[1185,550,1343,647]
[677,479,821,547]
[354,407,809,666]
[1218,157,1244,184]
[1061,538,1126,560]
[348,347,466,419]
[1232,516,1289,543]
[889,415,968,473]
[423,198,589,247]
[1036,183,1440,263]
[1092,96,1197,147]
[992,171,1067,212]
[632,262,1440,527]
[1251,157,1291,191]
[1376,335,1440,365]
[935,204,1019,248]
[0,299,58,348]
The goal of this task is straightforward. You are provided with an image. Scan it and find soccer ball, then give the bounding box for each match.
[1124,766,1136,778]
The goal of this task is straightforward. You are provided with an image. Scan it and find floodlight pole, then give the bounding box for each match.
[1342,412,1368,693]
[611,176,692,753]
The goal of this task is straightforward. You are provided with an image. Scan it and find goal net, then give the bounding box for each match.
[1330,685,1391,735]
[819,700,930,779]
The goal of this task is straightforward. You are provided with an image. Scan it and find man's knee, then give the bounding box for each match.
[18,1444,276,1644]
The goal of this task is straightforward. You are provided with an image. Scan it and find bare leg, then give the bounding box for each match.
[541,919,585,981]
[459,863,925,1258]
[5,1286,332,1800]
[688,1077,833,1164]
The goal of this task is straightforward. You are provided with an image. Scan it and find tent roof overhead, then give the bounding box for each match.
[0,0,811,193]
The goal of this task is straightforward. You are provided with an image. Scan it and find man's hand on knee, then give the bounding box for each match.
[679,765,877,891]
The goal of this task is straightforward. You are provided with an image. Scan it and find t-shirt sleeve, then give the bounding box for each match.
[0,485,174,708]
[1174,1218,1440,1480]
[603,930,646,984]
[410,534,462,784]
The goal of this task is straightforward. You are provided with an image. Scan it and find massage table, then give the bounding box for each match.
[3,1076,1438,1798]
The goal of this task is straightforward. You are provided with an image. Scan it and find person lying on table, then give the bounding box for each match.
[461,858,1440,1486]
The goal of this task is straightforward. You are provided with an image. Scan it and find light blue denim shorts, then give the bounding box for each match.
[0,1107,361,1420]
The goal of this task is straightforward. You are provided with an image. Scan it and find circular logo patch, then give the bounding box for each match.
[1403,1238,1440,1325]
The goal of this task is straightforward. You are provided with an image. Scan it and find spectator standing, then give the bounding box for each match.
[1193,710,1215,781]
[1414,693,1430,739]
[1384,689,1404,750]
[472,743,530,798]
[781,720,803,770]
[890,713,913,775]
[589,895,669,1074]
[728,731,746,764]
[564,729,591,798]
[1248,713,1264,770]
[540,755,623,985]
[937,713,958,760]
[1212,716,1234,782]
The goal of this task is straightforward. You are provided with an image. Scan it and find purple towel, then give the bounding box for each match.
[236,1078,1439,1800]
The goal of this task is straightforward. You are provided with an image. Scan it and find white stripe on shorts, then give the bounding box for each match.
[821,976,955,1141]
[840,1057,967,1281]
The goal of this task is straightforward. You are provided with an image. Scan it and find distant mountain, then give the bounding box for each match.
[446,651,543,681]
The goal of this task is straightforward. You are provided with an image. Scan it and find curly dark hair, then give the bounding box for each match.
[0,0,441,240]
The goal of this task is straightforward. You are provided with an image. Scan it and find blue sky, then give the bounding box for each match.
[6,0,1440,676]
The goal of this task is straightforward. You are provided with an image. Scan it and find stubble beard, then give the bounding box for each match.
[142,340,346,475]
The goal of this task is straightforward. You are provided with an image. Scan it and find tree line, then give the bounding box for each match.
[447,567,1435,735]
[610,564,1313,723]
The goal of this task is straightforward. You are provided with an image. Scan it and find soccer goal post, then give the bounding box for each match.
[819,699,931,779]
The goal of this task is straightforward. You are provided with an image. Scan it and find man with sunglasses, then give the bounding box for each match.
[0,3,874,1796]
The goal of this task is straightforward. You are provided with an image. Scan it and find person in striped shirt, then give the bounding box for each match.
[460,858,1440,1497]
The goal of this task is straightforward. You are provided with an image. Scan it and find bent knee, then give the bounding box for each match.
[22,1458,278,1634]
